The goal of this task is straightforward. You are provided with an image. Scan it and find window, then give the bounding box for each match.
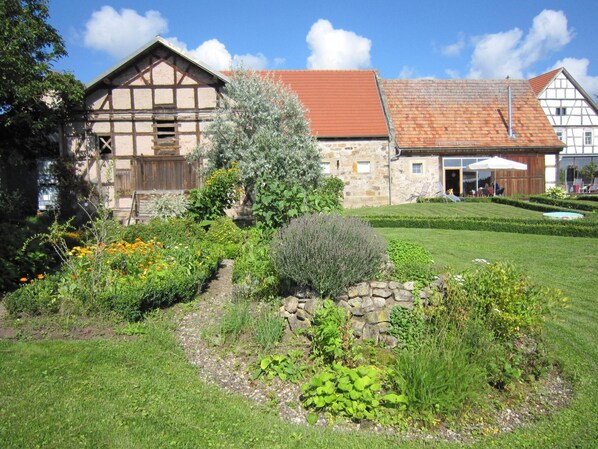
[356,161,370,174]
[154,118,177,147]
[320,162,331,174]
[98,135,112,155]
[556,107,567,116]
[411,162,423,174]
[585,131,593,145]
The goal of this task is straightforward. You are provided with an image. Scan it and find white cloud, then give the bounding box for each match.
[468,9,572,79]
[445,69,460,79]
[552,57,598,97]
[306,19,371,69]
[232,53,268,70]
[398,66,416,78]
[84,6,168,58]
[166,37,268,71]
[187,39,232,70]
[442,34,465,57]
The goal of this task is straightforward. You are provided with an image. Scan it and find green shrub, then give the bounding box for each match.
[3,273,61,316]
[388,306,426,350]
[311,300,353,365]
[188,165,241,221]
[253,175,344,230]
[0,216,58,293]
[459,262,563,341]
[576,195,598,202]
[386,239,434,283]
[301,363,407,423]
[428,262,566,389]
[388,329,486,419]
[232,230,280,300]
[206,216,244,258]
[121,218,206,247]
[545,186,568,199]
[253,306,286,350]
[271,214,386,296]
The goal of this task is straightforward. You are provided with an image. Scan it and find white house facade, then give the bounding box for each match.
[530,68,598,191]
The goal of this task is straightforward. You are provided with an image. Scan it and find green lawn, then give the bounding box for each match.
[344,202,544,219]
[1,228,597,448]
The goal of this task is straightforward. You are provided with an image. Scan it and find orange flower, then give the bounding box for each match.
[19,277,28,282]
[37,274,45,280]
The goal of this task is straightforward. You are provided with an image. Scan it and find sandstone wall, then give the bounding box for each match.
[318,139,391,208]
[280,280,434,347]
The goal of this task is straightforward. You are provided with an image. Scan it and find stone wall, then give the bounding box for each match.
[391,154,441,204]
[318,139,391,208]
[280,280,434,347]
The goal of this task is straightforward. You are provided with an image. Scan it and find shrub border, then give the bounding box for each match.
[363,216,597,238]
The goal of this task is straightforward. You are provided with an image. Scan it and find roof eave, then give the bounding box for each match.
[86,36,229,92]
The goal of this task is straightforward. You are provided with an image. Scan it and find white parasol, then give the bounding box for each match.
[467,156,527,195]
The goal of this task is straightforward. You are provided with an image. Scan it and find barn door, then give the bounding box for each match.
[132,156,200,191]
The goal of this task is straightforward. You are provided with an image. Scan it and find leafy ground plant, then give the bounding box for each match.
[301,363,408,424]
[252,350,308,383]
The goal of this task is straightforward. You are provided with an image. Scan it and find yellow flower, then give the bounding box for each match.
[37,274,45,280]
[19,277,28,282]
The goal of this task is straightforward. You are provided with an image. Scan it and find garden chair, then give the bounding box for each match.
[406,182,430,202]
[589,177,598,193]
[435,183,461,202]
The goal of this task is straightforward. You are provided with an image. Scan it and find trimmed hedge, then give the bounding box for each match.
[490,196,582,214]
[576,195,598,203]
[416,197,492,203]
[529,195,598,212]
[363,216,598,238]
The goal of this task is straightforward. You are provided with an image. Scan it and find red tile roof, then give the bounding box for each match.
[529,68,562,95]
[381,79,564,150]
[224,70,388,138]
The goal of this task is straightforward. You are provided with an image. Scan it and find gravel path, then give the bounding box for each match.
[175,260,307,425]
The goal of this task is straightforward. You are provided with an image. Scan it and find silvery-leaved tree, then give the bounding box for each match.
[190,70,322,197]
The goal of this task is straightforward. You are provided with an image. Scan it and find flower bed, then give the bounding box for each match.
[5,235,222,320]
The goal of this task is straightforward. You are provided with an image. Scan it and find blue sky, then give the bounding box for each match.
[48,0,598,95]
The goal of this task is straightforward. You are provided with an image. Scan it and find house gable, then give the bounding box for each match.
[530,68,598,157]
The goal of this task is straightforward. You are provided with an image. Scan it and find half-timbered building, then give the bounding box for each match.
[62,37,228,220]
[529,67,598,191]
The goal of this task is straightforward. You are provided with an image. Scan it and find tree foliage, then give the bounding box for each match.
[191,70,322,194]
[0,0,86,166]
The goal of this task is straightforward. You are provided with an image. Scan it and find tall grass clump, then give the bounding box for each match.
[219,298,250,343]
[253,307,286,350]
[388,329,486,418]
[270,214,386,297]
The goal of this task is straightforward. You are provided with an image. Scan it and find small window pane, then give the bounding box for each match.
[357,161,370,173]
[585,131,593,145]
[412,162,423,174]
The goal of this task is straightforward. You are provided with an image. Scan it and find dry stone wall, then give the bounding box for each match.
[280,280,434,347]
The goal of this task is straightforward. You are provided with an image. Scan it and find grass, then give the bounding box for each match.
[344,202,543,219]
[1,221,597,447]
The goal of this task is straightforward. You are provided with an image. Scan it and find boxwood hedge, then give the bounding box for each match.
[363,216,597,237]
